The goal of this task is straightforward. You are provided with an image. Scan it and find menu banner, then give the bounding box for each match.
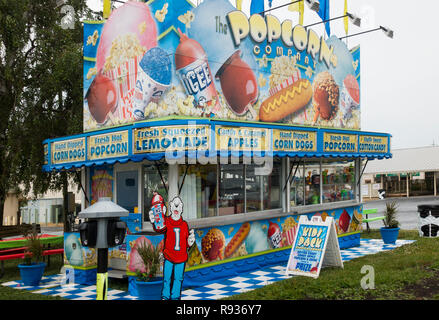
[323,132,358,153]
[88,130,129,160]
[51,138,86,165]
[359,135,389,154]
[133,125,210,154]
[216,126,271,152]
[273,129,317,152]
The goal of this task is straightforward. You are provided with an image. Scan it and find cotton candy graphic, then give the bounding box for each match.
[245,222,270,254]
[95,1,157,73]
[128,236,152,273]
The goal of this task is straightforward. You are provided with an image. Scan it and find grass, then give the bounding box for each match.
[1,230,438,300]
[0,254,66,300]
[224,230,439,300]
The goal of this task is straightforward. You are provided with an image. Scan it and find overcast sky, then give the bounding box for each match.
[86,0,436,150]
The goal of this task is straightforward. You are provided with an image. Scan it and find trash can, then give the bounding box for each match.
[378,189,386,199]
[417,205,439,237]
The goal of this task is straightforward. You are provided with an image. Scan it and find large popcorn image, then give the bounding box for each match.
[83,1,361,131]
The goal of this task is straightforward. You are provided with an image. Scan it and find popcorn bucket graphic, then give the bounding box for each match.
[282,224,298,246]
[103,55,142,122]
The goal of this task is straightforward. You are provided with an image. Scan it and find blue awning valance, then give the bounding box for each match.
[43,118,392,172]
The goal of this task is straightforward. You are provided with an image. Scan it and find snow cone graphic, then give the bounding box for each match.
[267,221,282,249]
[338,209,351,233]
[340,74,360,120]
[175,29,220,113]
[133,47,172,120]
[150,192,166,231]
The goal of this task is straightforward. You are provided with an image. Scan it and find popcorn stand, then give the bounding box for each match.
[43,0,392,293]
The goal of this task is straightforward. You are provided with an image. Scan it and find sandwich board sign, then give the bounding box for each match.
[286,215,343,278]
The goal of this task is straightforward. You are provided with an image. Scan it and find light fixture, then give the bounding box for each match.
[380,26,394,39]
[304,0,320,12]
[339,25,394,40]
[347,12,361,27]
[304,12,361,29]
[258,0,320,15]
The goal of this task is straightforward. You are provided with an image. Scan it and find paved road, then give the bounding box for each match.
[363,195,439,230]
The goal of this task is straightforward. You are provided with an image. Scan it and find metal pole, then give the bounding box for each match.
[434,171,437,196]
[96,248,108,300]
[286,158,290,212]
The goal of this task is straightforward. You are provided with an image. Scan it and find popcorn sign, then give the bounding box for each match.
[83,0,361,132]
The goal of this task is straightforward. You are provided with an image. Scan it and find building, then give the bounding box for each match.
[2,182,82,226]
[361,146,439,199]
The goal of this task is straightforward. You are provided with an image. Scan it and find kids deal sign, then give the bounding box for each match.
[286,215,343,278]
[83,0,361,131]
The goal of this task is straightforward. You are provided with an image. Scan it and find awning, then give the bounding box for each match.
[43,118,392,172]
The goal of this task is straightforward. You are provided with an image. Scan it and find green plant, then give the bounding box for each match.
[383,201,400,229]
[136,243,162,282]
[22,229,43,265]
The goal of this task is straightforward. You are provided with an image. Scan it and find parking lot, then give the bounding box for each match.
[363,195,439,230]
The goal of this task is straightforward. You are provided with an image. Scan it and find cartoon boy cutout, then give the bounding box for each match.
[149,195,195,300]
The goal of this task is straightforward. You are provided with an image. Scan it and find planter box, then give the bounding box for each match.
[380,227,400,244]
[135,278,163,300]
[18,262,46,286]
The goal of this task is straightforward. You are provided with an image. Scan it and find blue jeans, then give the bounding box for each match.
[162,259,185,300]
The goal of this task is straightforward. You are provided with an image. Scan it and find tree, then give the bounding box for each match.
[0,0,100,226]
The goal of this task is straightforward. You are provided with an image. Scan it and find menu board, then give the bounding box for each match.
[273,129,317,152]
[323,132,358,153]
[133,125,210,154]
[51,137,86,165]
[88,130,129,160]
[215,125,271,152]
[359,135,389,154]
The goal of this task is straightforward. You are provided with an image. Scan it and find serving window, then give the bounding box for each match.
[179,164,218,220]
[142,156,359,223]
[289,159,321,207]
[246,160,282,212]
[219,164,245,215]
[289,158,358,208]
[174,160,282,220]
[322,160,356,203]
